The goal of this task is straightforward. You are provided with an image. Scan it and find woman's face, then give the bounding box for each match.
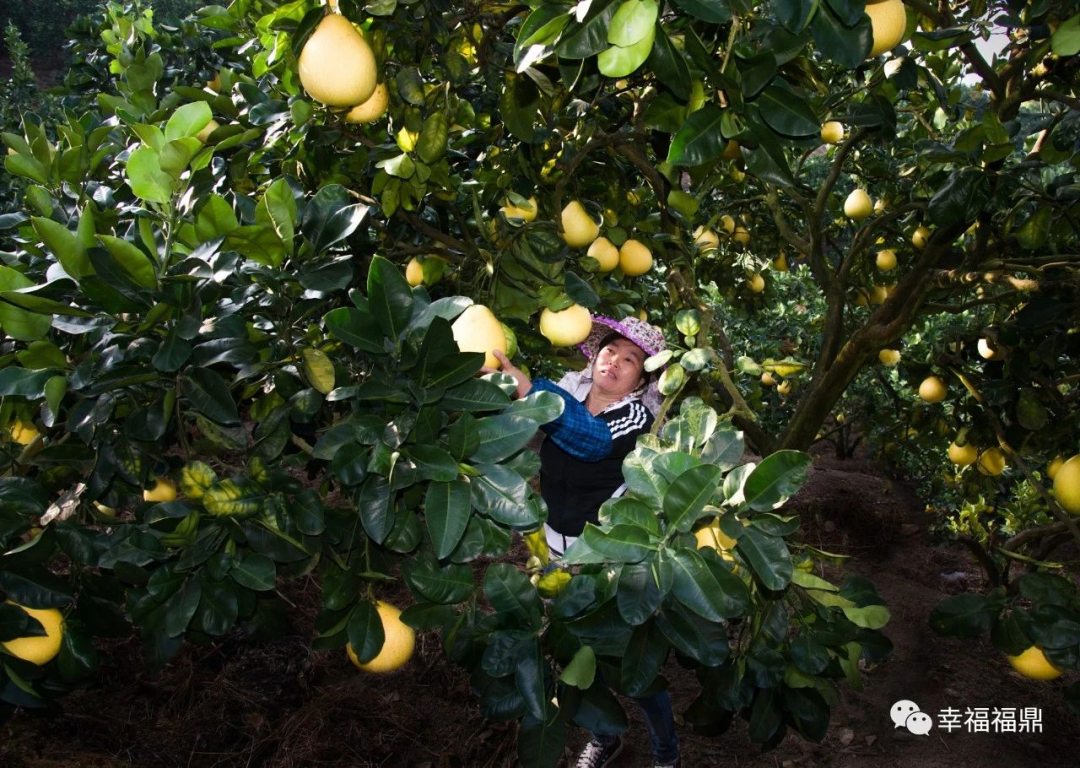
[592,337,647,399]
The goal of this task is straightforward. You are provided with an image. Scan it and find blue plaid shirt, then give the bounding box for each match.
[530,378,612,461]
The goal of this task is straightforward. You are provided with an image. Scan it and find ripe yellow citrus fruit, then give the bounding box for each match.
[196,119,220,144]
[560,200,599,248]
[346,601,415,673]
[693,226,719,252]
[820,121,845,144]
[772,252,789,272]
[539,304,592,347]
[721,140,740,160]
[500,196,538,222]
[948,442,977,466]
[732,226,751,245]
[747,273,765,293]
[1007,646,1063,680]
[405,258,424,287]
[144,477,177,503]
[298,13,378,107]
[761,372,776,387]
[452,305,507,369]
[2,602,64,665]
[207,72,222,92]
[619,239,653,276]
[695,522,737,551]
[637,309,648,322]
[918,375,947,403]
[911,225,931,249]
[777,379,792,396]
[876,249,897,271]
[344,82,389,124]
[874,198,888,214]
[978,338,1001,360]
[878,349,901,366]
[844,189,873,220]
[1053,455,1080,515]
[587,236,620,271]
[9,420,39,445]
[719,214,736,236]
[866,0,909,58]
[977,447,1006,476]
[1047,456,1064,480]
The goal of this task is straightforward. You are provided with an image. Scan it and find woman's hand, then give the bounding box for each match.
[481,350,531,399]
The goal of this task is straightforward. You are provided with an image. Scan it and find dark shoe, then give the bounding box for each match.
[574,736,624,768]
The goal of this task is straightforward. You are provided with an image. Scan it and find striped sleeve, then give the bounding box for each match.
[600,400,654,458]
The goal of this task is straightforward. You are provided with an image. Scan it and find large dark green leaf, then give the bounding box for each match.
[735,526,793,591]
[655,602,730,666]
[756,83,820,138]
[929,593,998,638]
[811,5,872,69]
[616,563,661,626]
[473,414,540,463]
[324,307,385,354]
[647,26,691,101]
[230,554,276,592]
[367,255,414,343]
[667,106,727,166]
[485,563,543,626]
[771,0,816,33]
[197,580,239,636]
[743,451,810,512]
[347,601,385,664]
[500,74,538,143]
[442,379,512,412]
[670,549,743,622]
[518,710,567,768]
[180,368,239,425]
[402,554,475,604]
[425,480,472,559]
[359,475,394,544]
[581,524,653,563]
[472,464,537,527]
[556,0,619,58]
[663,464,722,532]
[621,620,668,697]
[300,184,369,254]
[0,368,56,397]
[929,168,990,228]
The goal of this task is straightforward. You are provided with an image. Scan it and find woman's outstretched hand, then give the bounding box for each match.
[481,350,531,399]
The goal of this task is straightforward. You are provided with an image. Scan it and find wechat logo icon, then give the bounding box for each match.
[891,700,934,735]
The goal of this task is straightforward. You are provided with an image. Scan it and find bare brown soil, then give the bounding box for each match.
[3,450,1079,768]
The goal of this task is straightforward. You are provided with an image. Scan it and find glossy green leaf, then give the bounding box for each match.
[347,601,385,664]
[743,451,811,512]
[663,464,722,532]
[425,480,472,559]
[0,267,51,341]
[735,526,793,591]
[32,217,93,279]
[598,27,655,77]
[667,106,727,166]
[608,0,658,47]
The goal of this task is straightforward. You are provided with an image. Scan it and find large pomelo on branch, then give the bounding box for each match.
[2,602,64,666]
[865,0,908,58]
[344,82,389,124]
[540,304,592,347]
[299,13,378,107]
[1054,455,1080,515]
[560,201,599,248]
[346,601,415,673]
[452,305,507,369]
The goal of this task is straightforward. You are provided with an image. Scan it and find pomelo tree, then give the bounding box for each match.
[0,0,1077,760]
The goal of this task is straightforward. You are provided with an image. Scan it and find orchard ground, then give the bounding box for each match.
[3,446,1079,768]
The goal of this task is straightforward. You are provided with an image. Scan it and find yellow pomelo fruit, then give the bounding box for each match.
[948,442,977,466]
[733,226,751,245]
[637,309,648,322]
[452,305,507,369]
[719,214,736,235]
[587,236,620,272]
[761,372,776,387]
[196,119,220,144]
[619,239,654,276]
[693,226,719,252]
[721,140,740,160]
[866,0,909,58]
[695,522,737,551]
[978,338,1000,360]
[820,121,845,144]
[911,225,931,249]
[876,249,897,271]
[878,349,900,366]
[298,13,378,108]
[539,304,592,347]
[772,252,789,272]
[560,201,599,248]
[9,420,39,445]
[874,198,888,214]
[869,285,889,305]
[1047,456,1064,480]
[1053,456,1080,515]
[344,82,389,124]
[347,601,415,673]
[207,72,222,92]
[144,477,177,503]
[2,602,64,665]
[844,189,873,220]
[777,379,792,396]
[405,258,424,287]
[977,447,1006,476]
[501,196,538,222]
[1007,646,1063,681]
[747,273,765,293]
[918,375,947,403]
